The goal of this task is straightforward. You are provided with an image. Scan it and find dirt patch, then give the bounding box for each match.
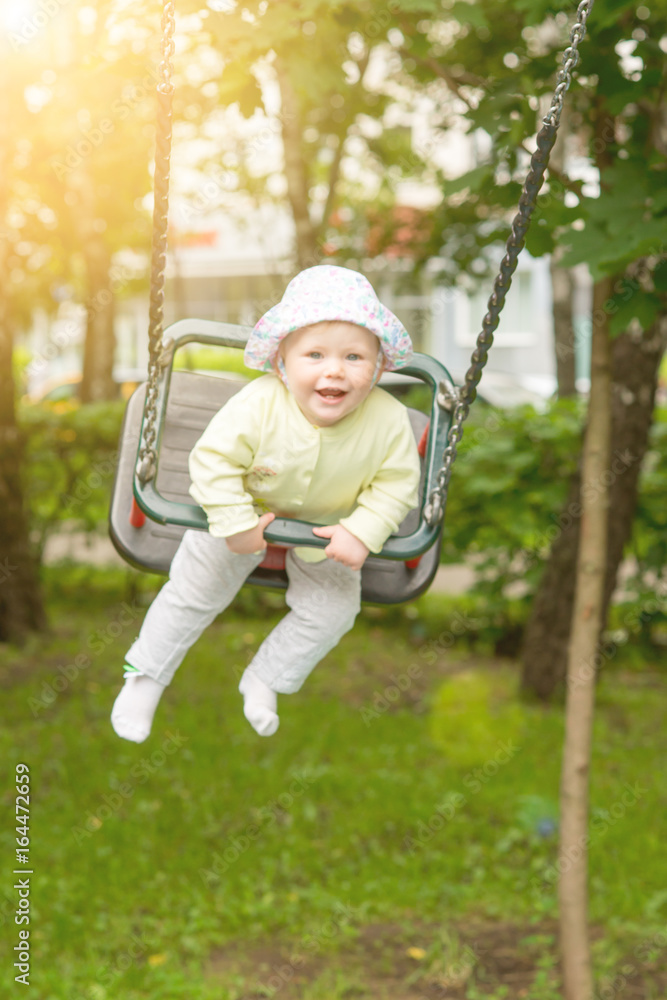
[205,918,667,998]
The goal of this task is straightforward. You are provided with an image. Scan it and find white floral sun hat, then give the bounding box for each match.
[244,265,413,373]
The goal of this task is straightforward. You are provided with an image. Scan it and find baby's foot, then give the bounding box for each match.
[239,671,279,737]
[111,670,165,743]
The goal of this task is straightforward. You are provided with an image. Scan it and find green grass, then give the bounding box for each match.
[1,566,665,999]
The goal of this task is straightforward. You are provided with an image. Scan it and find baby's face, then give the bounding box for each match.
[279,321,382,427]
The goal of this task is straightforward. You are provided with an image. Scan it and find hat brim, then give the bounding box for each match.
[244,299,413,372]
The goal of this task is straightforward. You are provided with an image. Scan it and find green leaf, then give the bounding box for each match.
[559,221,607,270]
[591,0,638,29]
[650,185,667,214]
[561,217,667,278]
[450,1,489,28]
[608,291,662,336]
[525,221,555,257]
[652,261,667,293]
[444,164,494,197]
[218,63,264,118]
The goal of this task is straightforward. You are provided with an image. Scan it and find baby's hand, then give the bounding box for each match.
[311,523,369,571]
[225,512,276,554]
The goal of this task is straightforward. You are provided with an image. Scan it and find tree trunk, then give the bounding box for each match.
[0,338,48,642]
[75,167,116,403]
[80,234,116,403]
[520,317,666,700]
[551,255,577,398]
[559,277,613,1000]
[601,317,666,610]
[317,51,369,238]
[274,57,320,269]
[0,96,47,640]
[548,110,577,399]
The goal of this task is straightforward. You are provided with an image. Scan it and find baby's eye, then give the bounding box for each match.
[308,351,323,359]
[347,353,362,361]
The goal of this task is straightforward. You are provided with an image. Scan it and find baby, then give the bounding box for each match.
[111,265,421,741]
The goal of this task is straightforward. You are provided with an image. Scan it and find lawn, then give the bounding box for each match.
[1,565,665,999]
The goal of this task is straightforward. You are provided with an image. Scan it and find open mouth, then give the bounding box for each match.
[316,388,346,398]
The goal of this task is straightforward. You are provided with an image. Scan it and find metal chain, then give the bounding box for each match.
[137,0,176,485]
[544,0,594,127]
[424,0,595,525]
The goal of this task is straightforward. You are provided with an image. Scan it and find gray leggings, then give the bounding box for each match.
[125,529,362,694]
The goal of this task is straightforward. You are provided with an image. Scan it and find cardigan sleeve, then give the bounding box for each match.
[188,386,262,538]
[338,407,421,554]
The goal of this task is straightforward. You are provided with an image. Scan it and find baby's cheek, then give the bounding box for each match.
[350,364,375,390]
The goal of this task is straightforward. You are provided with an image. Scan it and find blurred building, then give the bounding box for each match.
[22,92,595,400]
[108,202,593,398]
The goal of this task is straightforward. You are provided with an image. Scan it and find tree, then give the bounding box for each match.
[42,4,157,401]
[0,0,159,638]
[0,49,48,641]
[521,315,666,699]
[0,250,47,644]
[8,1,158,402]
[175,0,441,269]
[548,112,577,399]
[387,5,665,993]
[387,0,667,698]
[520,3,667,697]
[559,275,613,1000]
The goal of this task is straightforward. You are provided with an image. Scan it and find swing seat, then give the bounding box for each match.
[109,319,453,605]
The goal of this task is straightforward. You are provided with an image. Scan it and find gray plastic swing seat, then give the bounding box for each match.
[109,370,443,605]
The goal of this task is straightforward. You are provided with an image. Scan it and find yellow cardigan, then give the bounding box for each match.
[188,374,421,562]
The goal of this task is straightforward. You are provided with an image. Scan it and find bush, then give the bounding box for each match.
[443,395,583,574]
[441,397,666,658]
[19,398,125,560]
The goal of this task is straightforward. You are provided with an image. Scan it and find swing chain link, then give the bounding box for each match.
[138,0,176,485]
[544,0,594,127]
[424,0,594,526]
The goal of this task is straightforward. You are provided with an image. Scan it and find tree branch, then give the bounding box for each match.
[274,56,319,266]
[318,49,370,236]
[398,47,485,107]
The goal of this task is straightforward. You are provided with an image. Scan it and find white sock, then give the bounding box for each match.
[239,671,279,737]
[111,671,166,743]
